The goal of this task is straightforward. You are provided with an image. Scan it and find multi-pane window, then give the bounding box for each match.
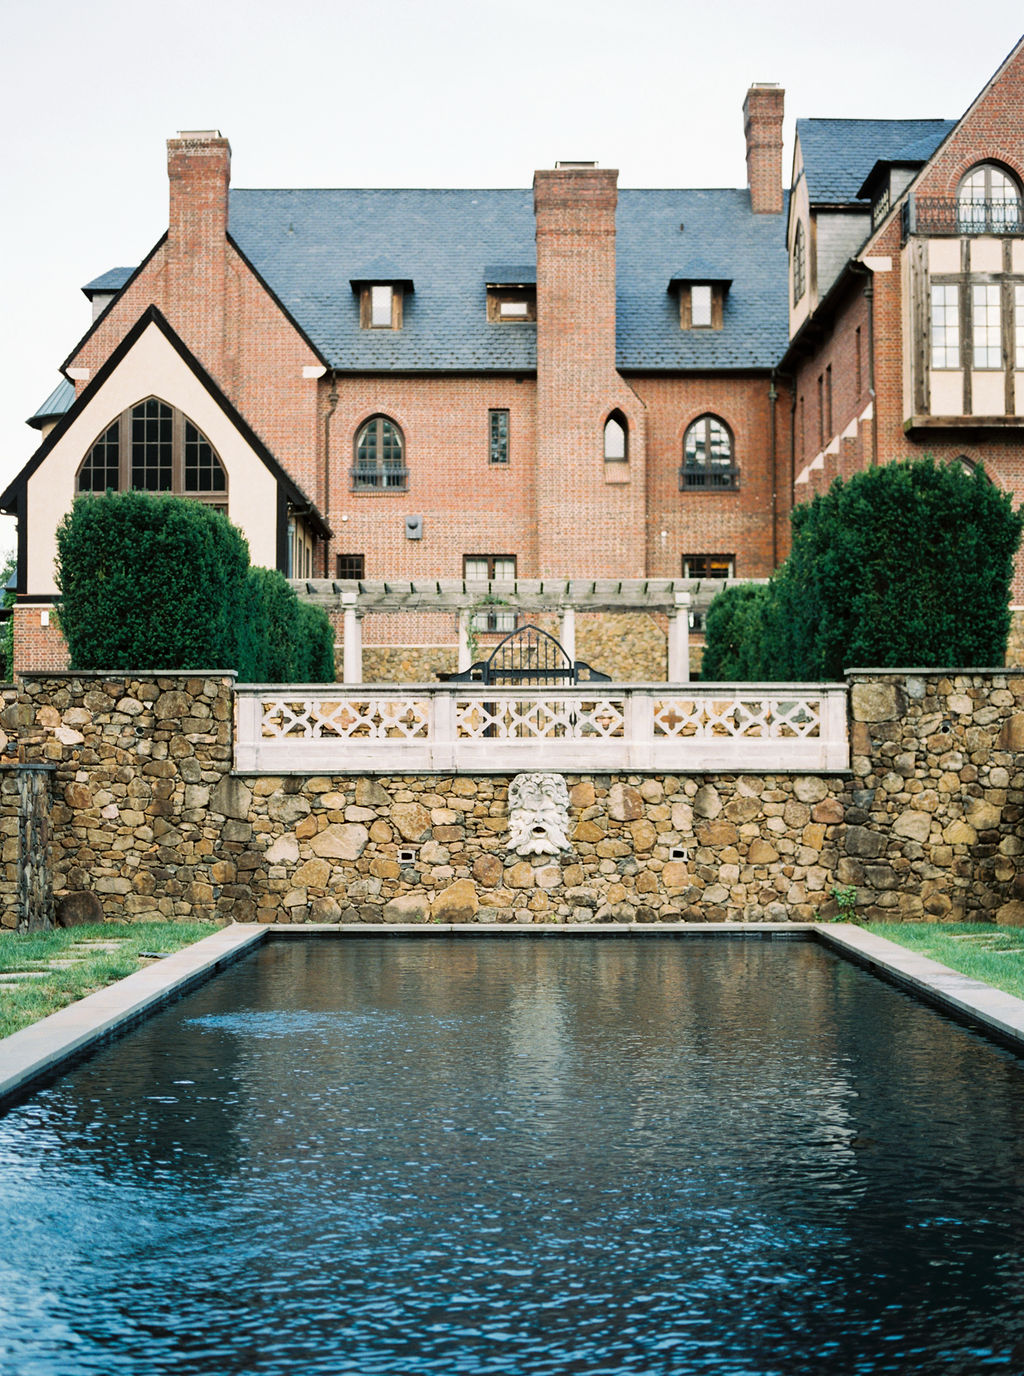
[464,554,516,631]
[957,164,1022,232]
[489,409,509,464]
[972,284,1002,369]
[77,399,227,505]
[682,554,734,579]
[792,222,806,305]
[931,284,961,369]
[1016,286,1024,369]
[77,421,120,492]
[680,416,738,490]
[352,416,406,491]
[336,553,365,580]
[603,413,627,461]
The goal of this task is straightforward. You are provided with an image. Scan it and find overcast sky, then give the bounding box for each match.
[1,0,1022,555]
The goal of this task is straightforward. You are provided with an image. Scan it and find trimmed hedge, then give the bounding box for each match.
[702,458,1024,680]
[55,492,335,681]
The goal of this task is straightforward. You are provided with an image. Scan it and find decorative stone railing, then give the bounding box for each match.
[234,685,849,775]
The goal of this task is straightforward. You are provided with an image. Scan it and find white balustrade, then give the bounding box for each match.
[234,684,849,774]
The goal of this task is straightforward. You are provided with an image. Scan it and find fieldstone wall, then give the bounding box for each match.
[6,668,1024,928]
[844,671,1024,923]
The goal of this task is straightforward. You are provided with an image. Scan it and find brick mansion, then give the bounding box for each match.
[5,35,1024,678]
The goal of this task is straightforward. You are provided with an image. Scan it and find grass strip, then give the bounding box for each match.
[871,922,1024,1002]
[0,921,222,1039]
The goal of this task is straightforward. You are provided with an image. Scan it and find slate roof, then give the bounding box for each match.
[227,185,789,373]
[81,267,135,296]
[27,377,75,428]
[797,119,956,204]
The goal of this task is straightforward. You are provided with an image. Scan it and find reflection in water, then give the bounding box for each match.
[2,937,1024,1374]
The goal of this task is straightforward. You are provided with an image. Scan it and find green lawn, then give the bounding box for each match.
[871,922,1024,1002]
[0,921,222,1039]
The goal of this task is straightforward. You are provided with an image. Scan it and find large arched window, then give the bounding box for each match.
[352,415,407,491]
[680,415,738,491]
[77,398,227,505]
[957,163,1022,231]
[603,411,628,462]
[792,221,806,306]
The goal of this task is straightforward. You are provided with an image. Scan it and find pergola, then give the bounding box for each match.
[292,577,765,683]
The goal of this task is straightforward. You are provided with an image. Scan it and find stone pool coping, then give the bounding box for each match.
[4,921,1024,1107]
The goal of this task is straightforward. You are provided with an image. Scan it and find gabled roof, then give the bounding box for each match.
[226,185,788,373]
[797,119,956,204]
[4,306,329,540]
[27,377,75,429]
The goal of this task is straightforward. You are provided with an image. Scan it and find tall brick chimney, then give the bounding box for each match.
[743,85,784,214]
[166,130,231,374]
[533,165,646,578]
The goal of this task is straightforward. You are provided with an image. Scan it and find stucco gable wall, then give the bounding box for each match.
[27,322,279,595]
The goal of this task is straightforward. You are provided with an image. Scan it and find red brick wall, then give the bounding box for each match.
[533,168,648,577]
[632,373,792,576]
[13,606,69,674]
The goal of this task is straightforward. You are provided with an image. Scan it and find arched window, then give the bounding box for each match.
[680,416,738,491]
[957,163,1022,232]
[603,412,627,462]
[77,399,227,505]
[792,222,806,306]
[352,415,407,491]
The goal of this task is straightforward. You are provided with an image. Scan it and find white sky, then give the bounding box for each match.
[1,0,1022,555]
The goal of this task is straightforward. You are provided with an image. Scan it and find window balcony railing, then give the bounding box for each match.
[679,465,740,492]
[906,196,1023,238]
[350,466,408,492]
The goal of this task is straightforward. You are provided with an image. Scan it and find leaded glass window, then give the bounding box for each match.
[77,400,227,503]
[353,416,406,490]
[489,409,509,464]
[930,284,960,370]
[972,284,1002,369]
[680,416,738,490]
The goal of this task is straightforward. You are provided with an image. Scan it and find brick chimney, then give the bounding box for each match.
[533,164,646,577]
[166,130,231,373]
[743,85,784,214]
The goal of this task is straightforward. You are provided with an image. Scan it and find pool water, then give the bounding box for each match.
[3,936,1024,1375]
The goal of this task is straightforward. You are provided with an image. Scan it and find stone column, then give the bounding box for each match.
[457,610,473,672]
[667,592,691,682]
[341,591,363,684]
[559,605,576,666]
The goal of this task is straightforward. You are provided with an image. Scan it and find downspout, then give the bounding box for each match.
[850,263,878,466]
[768,370,779,568]
[322,376,339,576]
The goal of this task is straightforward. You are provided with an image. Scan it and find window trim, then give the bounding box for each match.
[679,284,724,331]
[487,288,536,322]
[351,415,408,492]
[682,554,735,579]
[359,284,403,330]
[679,415,738,492]
[76,397,228,504]
[336,553,366,581]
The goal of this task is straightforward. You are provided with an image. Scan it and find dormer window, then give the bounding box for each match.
[487,288,536,322]
[485,268,537,323]
[350,265,412,330]
[670,274,728,330]
[361,284,402,329]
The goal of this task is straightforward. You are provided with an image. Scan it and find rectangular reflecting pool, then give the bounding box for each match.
[3,935,1024,1375]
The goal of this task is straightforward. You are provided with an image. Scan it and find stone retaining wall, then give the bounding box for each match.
[5,669,1024,928]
